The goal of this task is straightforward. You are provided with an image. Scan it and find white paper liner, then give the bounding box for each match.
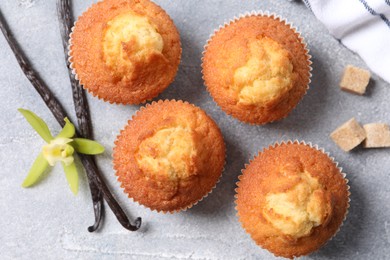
[113,99,227,214]
[201,11,313,125]
[234,140,350,258]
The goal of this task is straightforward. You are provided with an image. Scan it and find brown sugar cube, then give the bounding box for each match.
[363,123,390,148]
[330,118,366,151]
[340,65,371,95]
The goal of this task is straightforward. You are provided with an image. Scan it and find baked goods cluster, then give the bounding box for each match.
[69,0,355,258]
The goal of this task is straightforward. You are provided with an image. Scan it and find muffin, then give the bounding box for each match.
[202,13,312,124]
[236,141,349,258]
[113,100,225,212]
[70,0,181,104]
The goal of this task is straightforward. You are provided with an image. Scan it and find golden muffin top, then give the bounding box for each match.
[233,37,294,106]
[135,126,196,180]
[102,12,164,79]
[70,0,181,104]
[263,170,332,239]
[113,100,226,212]
[236,141,349,258]
[202,15,311,124]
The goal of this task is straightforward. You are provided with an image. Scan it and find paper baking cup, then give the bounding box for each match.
[68,1,181,105]
[113,99,226,214]
[234,140,350,258]
[67,2,108,103]
[201,11,313,125]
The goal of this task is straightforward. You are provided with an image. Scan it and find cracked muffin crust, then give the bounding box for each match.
[202,14,311,124]
[236,141,349,258]
[113,100,226,212]
[70,0,181,104]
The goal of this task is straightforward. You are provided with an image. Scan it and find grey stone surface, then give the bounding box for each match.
[0,0,389,259]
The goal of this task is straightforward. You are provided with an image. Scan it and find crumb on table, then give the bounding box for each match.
[339,65,371,95]
[363,123,390,148]
[330,118,366,151]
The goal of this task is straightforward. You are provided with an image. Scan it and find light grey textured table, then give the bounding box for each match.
[1,0,389,259]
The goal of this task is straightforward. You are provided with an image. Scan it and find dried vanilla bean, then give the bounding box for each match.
[56,0,103,233]
[0,7,141,232]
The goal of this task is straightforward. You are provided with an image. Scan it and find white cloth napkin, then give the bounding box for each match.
[303,0,390,83]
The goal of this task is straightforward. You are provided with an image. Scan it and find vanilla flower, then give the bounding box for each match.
[18,109,105,195]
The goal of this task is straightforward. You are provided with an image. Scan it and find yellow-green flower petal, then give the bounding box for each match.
[22,152,50,187]
[18,108,53,143]
[57,118,75,138]
[72,138,105,155]
[62,162,79,195]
